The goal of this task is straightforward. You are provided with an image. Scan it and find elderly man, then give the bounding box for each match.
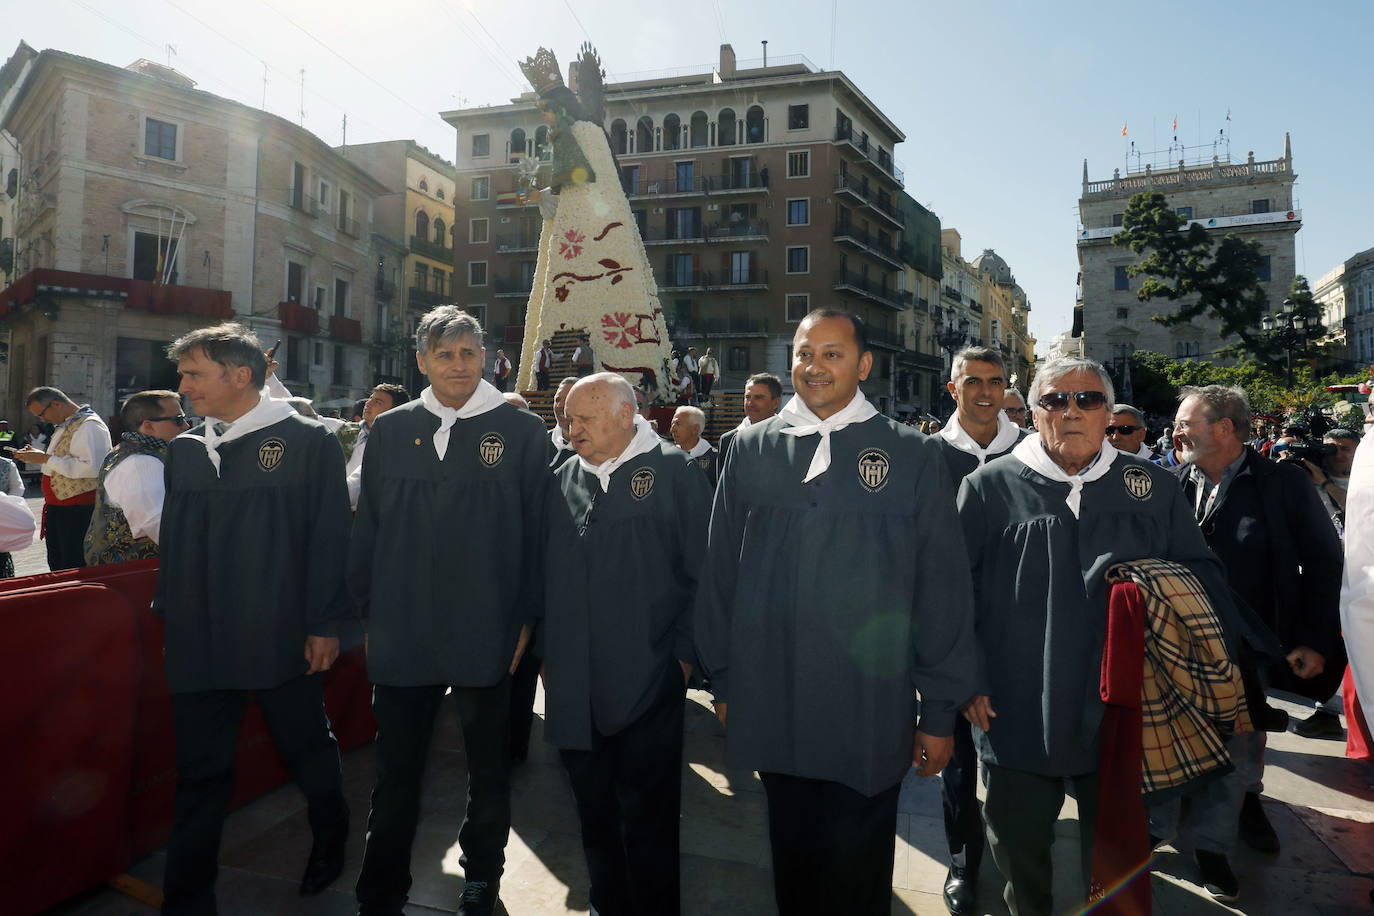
[957,357,1232,916]
[696,309,978,915]
[670,404,717,484]
[83,390,189,566]
[1003,388,1030,429]
[718,372,782,468]
[1107,404,1155,460]
[344,383,411,512]
[16,386,112,570]
[1154,385,1341,900]
[543,372,711,915]
[156,324,353,912]
[350,307,549,916]
[931,345,1027,914]
[549,376,579,470]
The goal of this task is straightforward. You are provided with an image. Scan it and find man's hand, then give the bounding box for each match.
[508,624,532,675]
[679,660,693,686]
[713,701,727,728]
[13,448,48,465]
[265,355,280,379]
[304,635,340,675]
[1286,647,1325,679]
[962,695,997,731]
[913,731,953,778]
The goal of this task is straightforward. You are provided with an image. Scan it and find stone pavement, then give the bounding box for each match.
[46,682,1374,916]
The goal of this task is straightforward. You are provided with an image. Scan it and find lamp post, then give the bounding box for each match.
[934,309,970,416]
[1261,297,1318,388]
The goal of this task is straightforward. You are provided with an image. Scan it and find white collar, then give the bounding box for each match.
[578,415,662,492]
[549,424,570,466]
[1135,442,1156,459]
[686,437,713,459]
[420,381,505,460]
[735,416,754,432]
[1011,432,1118,518]
[778,390,879,482]
[195,395,297,476]
[939,410,1022,465]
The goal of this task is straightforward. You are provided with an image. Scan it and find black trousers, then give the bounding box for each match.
[162,675,346,915]
[560,663,685,916]
[45,501,94,570]
[509,648,541,761]
[941,716,984,872]
[536,370,551,391]
[356,680,513,914]
[759,772,901,916]
[981,763,1097,916]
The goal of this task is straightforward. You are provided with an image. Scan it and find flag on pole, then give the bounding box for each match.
[1172,115,1178,132]
[1121,123,1128,137]
[1226,109,1231,121]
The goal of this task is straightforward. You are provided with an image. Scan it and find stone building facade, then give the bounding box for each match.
[1315,246,1374,367]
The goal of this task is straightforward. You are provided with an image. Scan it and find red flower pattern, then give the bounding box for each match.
[559,229,585,260]
[601,312,645,349]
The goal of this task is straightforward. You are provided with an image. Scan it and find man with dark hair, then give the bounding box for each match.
[535,338,556,391]
[16,385,112,570]
[156,322,353,912]
[343,383,411,512]
[492,348,513,392]
[83,390,188,566]
[718,372,783,468]
[573,333,594,377]
[351,306,550,916]
[549,376,579,470]
[1107,404,1154,459]
[697,309,977,915]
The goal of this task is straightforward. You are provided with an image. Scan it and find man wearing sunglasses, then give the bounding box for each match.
[83,390,187,566]
[1003,388,1030,429]
[1106,404,1156,460]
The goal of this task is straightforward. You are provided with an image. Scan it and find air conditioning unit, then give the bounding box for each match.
[653,208,664,214]
[707,204,719,211]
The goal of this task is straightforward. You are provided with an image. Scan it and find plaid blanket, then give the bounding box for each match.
[1105,558,1253,797]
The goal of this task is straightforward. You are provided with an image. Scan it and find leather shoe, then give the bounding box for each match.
[1239,791,1280,853]
[300,820,348,896]
[1294,710,1344,739]
[458,878,499,916]
[942,865,976,914]
[1196,850,1239,902]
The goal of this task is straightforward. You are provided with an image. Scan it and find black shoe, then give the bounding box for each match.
[299,820,348,896]
[457,878,499,916]
[1195,850,1239,903]
[1239,791,1280,853]
[942,866,976,915]
[1293,710,1344,740]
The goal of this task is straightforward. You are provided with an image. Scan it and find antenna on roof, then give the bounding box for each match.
[761,40,768,67]
[166,44,177,67]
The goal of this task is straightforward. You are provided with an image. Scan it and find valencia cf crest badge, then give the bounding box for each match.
[257,438,285,471]
[478,433,505,467]
[629,467,656,500]
[857,448,891,493]
[1123,465,1153,500]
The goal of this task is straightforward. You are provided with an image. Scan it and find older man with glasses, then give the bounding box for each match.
[1002,388,1030,429]
[1107,404,1155,460]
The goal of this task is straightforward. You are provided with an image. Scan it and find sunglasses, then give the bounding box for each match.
[1036,390,1108,412]
[1106,424,1143,435]
[148,414,192,427]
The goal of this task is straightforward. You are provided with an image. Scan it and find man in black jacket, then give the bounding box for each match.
[1150,384,1341,903]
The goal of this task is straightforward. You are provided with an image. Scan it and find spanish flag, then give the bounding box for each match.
[1172,115,1178,132]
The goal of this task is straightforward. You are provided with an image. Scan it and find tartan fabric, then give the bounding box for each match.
[1105,558,1253,798]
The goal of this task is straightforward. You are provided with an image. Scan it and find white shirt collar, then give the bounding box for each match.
[1135,442,1156,459]
[778,390,879,482]
[420,380,505,460]
[939,410,1022,465]
[1011,432,1118,518]
[686,437,713,459]
[577,415,662,492]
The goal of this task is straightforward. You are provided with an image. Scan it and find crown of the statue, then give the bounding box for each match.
[519,48,563,94]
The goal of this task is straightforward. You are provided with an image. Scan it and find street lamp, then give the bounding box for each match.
[1261,297,1319,387]
[933,310,970,415]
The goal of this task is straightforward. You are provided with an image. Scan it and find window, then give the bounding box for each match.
[337,189,351,230]
[436,187,445,200]
[467,305,487,328]
[286,260,304,303]
[132,232,179,283]
[729,251,752,284]
[468,261,488,287]
[1251,199,1270,214]
[787,104,809,130]
[786,198,809,226]
[1116,307,1129,320]
[669,254,695,286]
[1114,266,1129,290]
[144,118,177,160]
[470,218,489,244]
[314,285,327,310]
[413,262,428,289]
[1258,255,1272,282]
[674,161,695,193]
[432,217,446,246]
[470,176,489,201]
[313,341,324,365]
[786,246,809,274]
[471,134,490,158]
[667,207,700,240]
[787,150,810,178]
[621,165,640,195]
[1175,340,1201,359]
[418,178,428,192]
[1111,212,1124,227]
[519,260,536,290]
[727,345,749,372]
[333,278,350,318]
[433,271,446,296]
[414,211,429,240]
[318,180,331,212]
[1176,206,1193,220]
[786,293,810,322]
[333,345,347,386]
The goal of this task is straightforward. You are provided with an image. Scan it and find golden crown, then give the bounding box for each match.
[519,47,563,94]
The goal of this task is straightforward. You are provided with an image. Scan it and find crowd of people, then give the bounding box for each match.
[9,304,1372,916]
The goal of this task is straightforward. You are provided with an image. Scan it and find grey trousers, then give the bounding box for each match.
[1146,729,1265,854]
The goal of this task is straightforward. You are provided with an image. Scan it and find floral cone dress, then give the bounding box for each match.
[516,120,674,395]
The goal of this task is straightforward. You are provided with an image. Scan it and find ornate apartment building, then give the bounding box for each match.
[1315,246,1374,367]
[0,42,388,421]
[1077,135,1301,379]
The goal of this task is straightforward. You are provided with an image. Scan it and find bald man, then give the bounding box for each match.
[671,405,717,485]
[543,373,712,915]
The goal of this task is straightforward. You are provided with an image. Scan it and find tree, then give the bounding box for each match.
[1113,191,1274,361]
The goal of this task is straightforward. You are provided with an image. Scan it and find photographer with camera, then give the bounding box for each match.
[1278,428,1358,532]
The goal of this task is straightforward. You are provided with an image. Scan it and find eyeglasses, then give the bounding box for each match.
[1004,407,1027,416]
[148,414,191,427]
[1106,424,1143,435]
[1036,390,1108,412]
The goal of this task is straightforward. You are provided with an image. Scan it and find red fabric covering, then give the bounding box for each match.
[1089,582,1152,916]
[41,475,98,506]
[1344,666,1372,762]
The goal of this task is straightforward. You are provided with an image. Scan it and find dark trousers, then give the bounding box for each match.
[982,763,1098,916]
[163,675,346,915]
[45,501,94,570]
[356,680,513,914]
[559,664,685,916]
[509,648,541,761]
[536,370,551,391]
[494,375,509,392]
[941,717,984,872]
[759,772,901,916]
[576,364,593,377]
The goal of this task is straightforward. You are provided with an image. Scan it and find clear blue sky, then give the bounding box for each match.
[5,0,1370,349]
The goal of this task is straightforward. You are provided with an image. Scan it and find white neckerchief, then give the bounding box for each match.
[735,416,755,433]
[939,410,1022,466]
[778,390,879,482]
[686,437,713,459]
[194,395,297,476]
[578,415,662,493]
[1135,442,1155,459]
[420,380,505,460]
[1012,432,1118,518]
[549,424,571,467]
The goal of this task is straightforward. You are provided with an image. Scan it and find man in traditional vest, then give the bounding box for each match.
[16,386,112,570]
[536,339,556,391]
[83,390,189,566]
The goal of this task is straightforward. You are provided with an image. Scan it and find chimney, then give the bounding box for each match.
[719,44,736,79]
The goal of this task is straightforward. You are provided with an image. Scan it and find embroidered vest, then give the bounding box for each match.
[48,414,100,501]
[82,437,168,566]
[335,422,362,463]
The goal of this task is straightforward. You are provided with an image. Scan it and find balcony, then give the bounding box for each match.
[278,300,320,333]
[642,224,707,245]
[942,286,962,303]
[703,172,769,194]
[832,221,903,269]
[669,313,770,337]
[493,276,534,298]
[495,231,541,253]
[329,314,362,343]
[288,188,319,217]
[867,324,906,351]
[627,175,707,198]
[658,268,706,291]
[0,268,234,320]
[408,286,445,309]
[706,268,768,291]
[705,219,769,242]
[833,174,904,229]
[410,235,451,262]
[337,216,361,239]
[833,269,902,310]
[832,125,904,187]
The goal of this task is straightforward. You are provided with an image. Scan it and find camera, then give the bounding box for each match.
[1279,439,1336,466]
